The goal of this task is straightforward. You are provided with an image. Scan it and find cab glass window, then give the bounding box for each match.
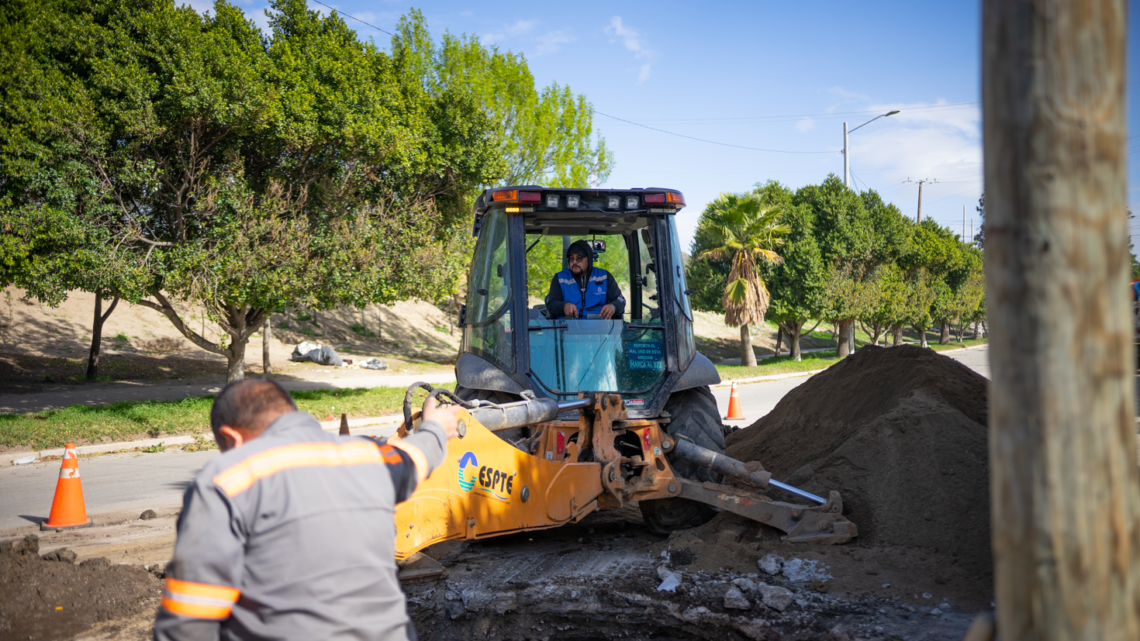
[464,209,513,370]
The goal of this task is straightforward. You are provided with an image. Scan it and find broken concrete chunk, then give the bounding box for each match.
[723,587,751,610]
[758,553,784,576]
[140,509,158,520]
[781,557,832,582]
[656,566,682,592]
[732,577,757,593]
[757,583,794,612]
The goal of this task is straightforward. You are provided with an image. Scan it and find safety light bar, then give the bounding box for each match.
[519,191,541,203]
[491,189,542,204]
[492,189,517,202]
[667,192,685,205]
[545,194,559,208]
[643,193,666,204]
[606,196,620,210]
[566,194,580,208]
[626,196,639,209]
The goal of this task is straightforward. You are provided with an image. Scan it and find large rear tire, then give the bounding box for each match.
[639,386,726,535]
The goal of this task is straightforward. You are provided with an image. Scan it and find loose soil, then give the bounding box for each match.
[725,345,992,593]
[0,533,161,640]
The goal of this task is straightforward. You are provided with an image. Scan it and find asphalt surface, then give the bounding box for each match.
[0,347,993,530]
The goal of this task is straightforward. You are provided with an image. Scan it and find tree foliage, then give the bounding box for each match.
[0,0,507,380]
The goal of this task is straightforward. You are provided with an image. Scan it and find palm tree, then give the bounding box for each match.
[697,193,789,366]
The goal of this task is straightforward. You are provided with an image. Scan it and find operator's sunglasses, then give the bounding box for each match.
[568,254,588,263]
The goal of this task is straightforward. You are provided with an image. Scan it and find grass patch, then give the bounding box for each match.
[350,323,377,338]
[716,351,842,380]
[715,338,987,381]
[0,384,455,450]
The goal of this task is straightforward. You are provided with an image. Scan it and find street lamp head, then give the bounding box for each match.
[886,110,900,116]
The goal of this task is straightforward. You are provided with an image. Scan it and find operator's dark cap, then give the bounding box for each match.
[567,239,593,262]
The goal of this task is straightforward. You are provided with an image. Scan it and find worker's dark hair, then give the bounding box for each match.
[210,377,297,438]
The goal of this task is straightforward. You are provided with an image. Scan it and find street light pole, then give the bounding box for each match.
[844,122,850,187]
[843,110,900,189]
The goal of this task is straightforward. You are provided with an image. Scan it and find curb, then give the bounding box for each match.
[1,413,406,466]
[713,342,988,388]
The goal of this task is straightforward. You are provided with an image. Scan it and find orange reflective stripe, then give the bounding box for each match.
[161,596,232,620]
[388,440,429,484]
[162,578,239,620]
[376,444,405,465]
[212,441,387,496]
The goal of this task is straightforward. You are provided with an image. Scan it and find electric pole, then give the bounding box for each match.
[984,0,1140,639]
[963,205,966,240]
[905,178,938,222]
[843,122,850,188]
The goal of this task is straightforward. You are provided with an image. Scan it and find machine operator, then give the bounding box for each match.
[545,239,626,320]
[153,377,461,641]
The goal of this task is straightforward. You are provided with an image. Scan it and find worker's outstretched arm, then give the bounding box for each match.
[154,482,245,641]
[380,398,459,503]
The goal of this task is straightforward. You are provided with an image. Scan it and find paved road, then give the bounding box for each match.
[0,346,996,530]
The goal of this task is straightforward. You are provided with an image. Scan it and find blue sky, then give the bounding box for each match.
[191,1,1140,251]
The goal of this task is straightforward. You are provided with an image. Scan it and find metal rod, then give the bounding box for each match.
[557,398,592,411]
[769,480,826,505]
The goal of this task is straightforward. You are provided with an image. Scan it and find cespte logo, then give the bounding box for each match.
[458,452,478,491]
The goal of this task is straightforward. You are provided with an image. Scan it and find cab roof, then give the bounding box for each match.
[474,186,685,236]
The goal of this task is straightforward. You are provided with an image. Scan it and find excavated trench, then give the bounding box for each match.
[404,507,979,641]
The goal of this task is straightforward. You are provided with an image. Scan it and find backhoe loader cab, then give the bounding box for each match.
[455,186,728,532]
[457,186,721,419]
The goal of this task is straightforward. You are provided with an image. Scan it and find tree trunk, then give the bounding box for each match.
[789,321,803,361]
[984,1,1140,638]
[869,322,883,347]
[939,321,951,344]
[836,319,853,358]
[891,324,902,347]
[774,326,784,358]
[86,293,119,380]
[914,325,929,348]
[739,324,756,367]
[263,316,272,375]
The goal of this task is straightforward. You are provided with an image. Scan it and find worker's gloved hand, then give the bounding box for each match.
[599,304,615,320]
[422,396,463,440]
[564,303,578,318]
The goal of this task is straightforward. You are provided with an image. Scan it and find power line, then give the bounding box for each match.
[604,102,979,125]
[304,0,877,157]
[310,0,393,35]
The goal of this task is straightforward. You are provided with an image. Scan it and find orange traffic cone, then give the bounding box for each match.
[41,444,92,531]
[725,381,745,420]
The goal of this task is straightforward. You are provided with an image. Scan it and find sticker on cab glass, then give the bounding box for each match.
[628,341,664,370]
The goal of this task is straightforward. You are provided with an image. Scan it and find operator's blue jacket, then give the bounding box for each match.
[545,239,625,318]
[153,411,448,641]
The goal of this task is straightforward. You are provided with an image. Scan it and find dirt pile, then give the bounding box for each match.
[0,534,161,640]
[725,345,991,576]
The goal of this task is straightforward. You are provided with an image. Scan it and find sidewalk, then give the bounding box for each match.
[0,371,457,415]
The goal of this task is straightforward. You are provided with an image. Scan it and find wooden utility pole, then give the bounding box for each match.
[905,178,938,222]
[983,1,1140,639]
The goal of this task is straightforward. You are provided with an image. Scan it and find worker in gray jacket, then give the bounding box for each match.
[153,377,460,641]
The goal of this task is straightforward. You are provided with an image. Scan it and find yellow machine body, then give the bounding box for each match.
[393,394,679,559]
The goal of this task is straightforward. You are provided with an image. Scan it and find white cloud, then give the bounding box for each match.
[482,18,538,45]
[795,117,816,132]
[847,100,984,212]
[605,16,655,83]
[534,30,576,56]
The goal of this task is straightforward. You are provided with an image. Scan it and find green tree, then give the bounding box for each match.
[793,175,876,357]
[694,193,789,366]
[764,204,826,361]
[1,0,504,381]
